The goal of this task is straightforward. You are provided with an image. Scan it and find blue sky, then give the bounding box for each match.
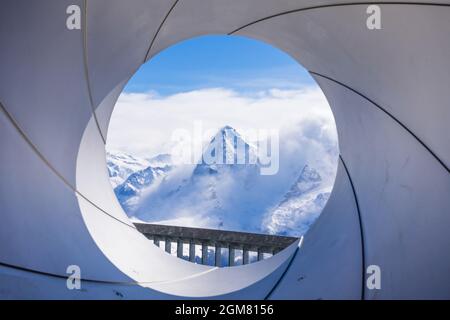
[124,35,314,95]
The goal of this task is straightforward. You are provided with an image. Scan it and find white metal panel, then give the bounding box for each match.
[0,0,93,186]
[0,106,129,282]
[86,0,179,108]
[315,76,450,299]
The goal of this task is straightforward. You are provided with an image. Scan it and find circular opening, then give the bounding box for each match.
[105,35,339,266]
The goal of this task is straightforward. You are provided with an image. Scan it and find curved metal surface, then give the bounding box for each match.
[0,0,449,299]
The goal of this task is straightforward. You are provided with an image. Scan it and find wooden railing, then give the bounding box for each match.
[134,223,298,267]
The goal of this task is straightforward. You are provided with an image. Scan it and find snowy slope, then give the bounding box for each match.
[107,126,334,236]
[262,165,332,236]
[110,153,173,211]
[106,151,150,188]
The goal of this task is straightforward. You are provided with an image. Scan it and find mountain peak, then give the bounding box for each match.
[201,125,256,167]
[215,125,240,143]
[220,125,234,132]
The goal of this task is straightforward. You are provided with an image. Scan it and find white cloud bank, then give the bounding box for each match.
[106,86,338,161]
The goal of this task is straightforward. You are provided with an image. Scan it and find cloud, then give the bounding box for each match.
[106,86,338,161]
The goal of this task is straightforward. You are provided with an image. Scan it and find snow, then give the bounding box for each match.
[106,151,150,188]
[107,125,337,237]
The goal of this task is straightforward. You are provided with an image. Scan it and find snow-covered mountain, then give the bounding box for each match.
[111,153,173,211]
[262,165,332,236]
[107,126,333,236]
[192,125,259,175]
[127,126,263,230]
[106,151,150,188]
[114,164,172,211]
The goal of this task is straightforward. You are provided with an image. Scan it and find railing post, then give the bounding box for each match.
[189,240,196,262]
[228,246,235,267]
[243,248,249,265]
[257,249,264,261]
[134,223,298,266]
[165,238,171,254]
[177,239,183,258]
[201,243,208,265]
[215,244,221,267]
